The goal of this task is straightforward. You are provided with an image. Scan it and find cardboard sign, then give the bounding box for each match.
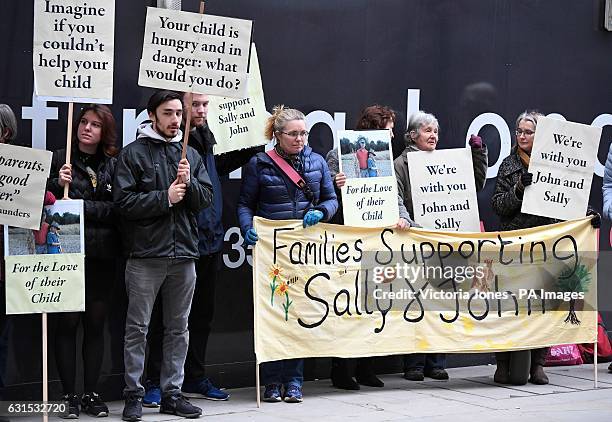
[33,0,115,103]
[407,148,481,232]
[338,130,399,227]
[522,117,602,220]
[139,7,252,98]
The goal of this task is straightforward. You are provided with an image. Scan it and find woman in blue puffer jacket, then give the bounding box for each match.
[237,105,338,404]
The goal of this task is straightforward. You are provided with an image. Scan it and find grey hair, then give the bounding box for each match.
[265,105,306,140]
[515,110,544,129]
[405,111,439,144]
[0,104,17,142]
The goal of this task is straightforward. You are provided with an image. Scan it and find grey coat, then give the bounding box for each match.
[394,143,488,222]
[491,145,557,230]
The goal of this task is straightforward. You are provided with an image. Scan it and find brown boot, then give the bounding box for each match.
[529,364,549,384]
[494,359,510,384]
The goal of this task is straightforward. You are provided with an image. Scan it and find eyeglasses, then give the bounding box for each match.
[278,130,309,139]
[515,129,535,136]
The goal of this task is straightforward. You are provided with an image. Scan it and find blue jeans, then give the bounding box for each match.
[261,359,303,387]
[404,353,446,371]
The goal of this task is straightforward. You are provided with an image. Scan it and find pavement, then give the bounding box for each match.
[13,364,612,421]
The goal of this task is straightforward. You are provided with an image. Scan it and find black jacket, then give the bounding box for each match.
[491,145,558,230]
[112,124,213,259]
[47,146,120,259]
[187,124,261,255]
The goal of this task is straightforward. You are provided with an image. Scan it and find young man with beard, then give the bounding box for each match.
[113,90,213,421]
[142,92,261,404]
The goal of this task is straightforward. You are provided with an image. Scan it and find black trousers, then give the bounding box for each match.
[146,252,221,384]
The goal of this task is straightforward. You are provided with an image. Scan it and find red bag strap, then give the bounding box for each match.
[266,149,306,189]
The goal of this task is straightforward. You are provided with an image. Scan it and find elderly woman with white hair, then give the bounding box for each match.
[394,110,488,381]
[0,104,18,144]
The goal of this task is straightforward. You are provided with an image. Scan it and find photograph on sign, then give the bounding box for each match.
[339,130,393,180]
[4,200,85,256]
[139,7,252,98]
[33,0,115,103]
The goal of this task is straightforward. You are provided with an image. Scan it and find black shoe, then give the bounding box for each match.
[331,361,360,390]
[494,360,510,384]
[122,395,142,422]
[608,362,612,373]
[403,368,425,381]
[81,392,109,417]
[425,368,449,380]
[60,393,80,419]
[528,365,549,385]
[355,358,384,387]
[160,395,202,418]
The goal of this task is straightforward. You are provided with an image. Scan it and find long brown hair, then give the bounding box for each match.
[73,104,118,157]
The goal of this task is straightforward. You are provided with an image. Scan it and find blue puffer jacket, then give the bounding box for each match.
[237,146,338,233]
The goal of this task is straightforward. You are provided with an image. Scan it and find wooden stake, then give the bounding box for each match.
[42,312,49,422]
[256,361,261,408]
[181,92,193,160]
[63,102,74,199]
[199,1,206,14]
[594,339,598,389]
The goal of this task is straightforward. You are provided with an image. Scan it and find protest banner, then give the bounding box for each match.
[138,7,252,98]
[33,0,115,103]
[407,148,481,231]
[0,144,52,230]
[522,117,602,221]
[338,130,399,227]
[252,216,597,363]
[207,44,268,154]
[3,199,85,314]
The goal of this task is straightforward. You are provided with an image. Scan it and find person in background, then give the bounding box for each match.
[395,110,488,382]
[325,104,416,390]
[238,105,338,403]
[47,104,120,418]
[492,109,600,385]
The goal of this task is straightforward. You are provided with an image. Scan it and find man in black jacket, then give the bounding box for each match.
[113,90,212,421]
[142,92,261,403]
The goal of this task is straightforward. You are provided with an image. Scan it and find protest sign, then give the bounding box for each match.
[338,130,399,227]
[4,200,85,314]
[0,144,52,230]
[207,44,268,154]
[407,148,480,231]
[33,0,115,103]
[253,217,597,363]
[139,7,252,98]
[522,117,602,221]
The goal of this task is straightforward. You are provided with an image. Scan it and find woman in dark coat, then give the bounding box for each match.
[47,104,120,418]
[238,105,338,403]
[491,110,600,385]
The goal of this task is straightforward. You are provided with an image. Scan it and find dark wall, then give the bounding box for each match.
[1,0,611,399]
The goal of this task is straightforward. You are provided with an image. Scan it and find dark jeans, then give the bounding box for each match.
[146,253,221,384]
[404,353,446,371]
[261,359,304,387]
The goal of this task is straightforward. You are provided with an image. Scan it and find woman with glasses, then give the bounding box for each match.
[395,110,488,382]
[491,110,600,385]
[237,105,338,403]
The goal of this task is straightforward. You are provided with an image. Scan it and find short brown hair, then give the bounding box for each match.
[355,105,396,130]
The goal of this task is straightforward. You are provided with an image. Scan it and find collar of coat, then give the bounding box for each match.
[503,144,527,175]
[400,143,422,163]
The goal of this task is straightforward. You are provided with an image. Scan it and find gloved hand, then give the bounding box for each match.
[587,209,601,229]
[515,172,533,198]
[244,228,258,246]
[303,209,324,228]
[468,134,483,149]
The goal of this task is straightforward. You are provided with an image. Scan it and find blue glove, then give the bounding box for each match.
[244,228,258,246]
[303,209,324,228]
